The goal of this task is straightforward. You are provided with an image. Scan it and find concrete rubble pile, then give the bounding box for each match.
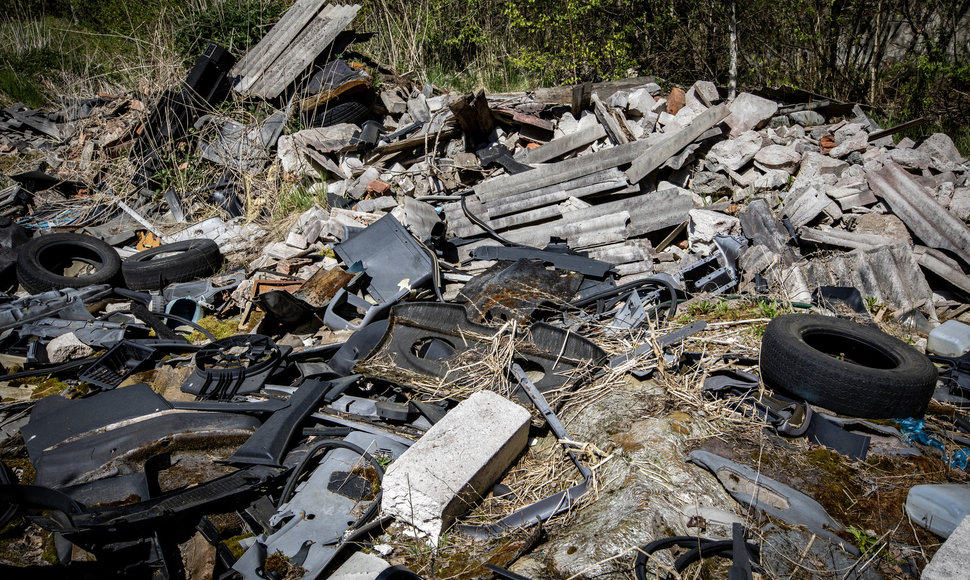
[1,2,970,579]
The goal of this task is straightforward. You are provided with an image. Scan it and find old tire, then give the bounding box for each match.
[310,94,373,127]
[122,239,222,291]
[16,233,121,293]
[760,314,938,419]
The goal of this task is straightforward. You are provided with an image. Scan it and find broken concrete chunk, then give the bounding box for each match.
[724,93,778,137]
[754,145,801,173]
[949,187,970,221]
[380,390,531,543]
[285,231,308,250]
[329,551,391,580]
[691,80,720,105]
[706,130,762,171]
[407,94,431,123]
[917,133,966,167]
[627,88,656,118]
[886,147,931,171]
[923,515,970,580]
[797,151,848,181]
[692,171,734,196]
[46,332,95,363]
[688,209,741,255]
[754,169,790,190]
[788,110,825,126]
[829,131,868,159]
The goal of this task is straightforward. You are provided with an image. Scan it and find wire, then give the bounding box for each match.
[277,439,384,517]
[460,190,520,247]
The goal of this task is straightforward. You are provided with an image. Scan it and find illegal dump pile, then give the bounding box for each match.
[2,2,970,579]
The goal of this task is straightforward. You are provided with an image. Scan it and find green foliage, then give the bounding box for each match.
[277,183,323,215]
[175,0,288,61]
[846,526,883,558]
[755,299,788,319]
[687,300,716,316]
[0,68,46,107]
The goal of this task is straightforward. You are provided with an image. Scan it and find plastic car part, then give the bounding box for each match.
[16,232,122,293]
[232,432,408,580]
[15,317,141,350]
[605,320,707,371]
[469,245,614,279]
[180,334,290,400]
[702,370,871,460]
[78,340,200,390]
[227,376,359,467]
[334,213,435,304]
[162,269,247,309]
[324,286,409,331]
[476,143,533,174]
[687,450,854,552]
[29,406,259,494]
[680,234,747,295]
[458,259,584,323]
[760,314,938,419]
[34,465,283,542]
[905,484,970,538]
[456,363,593,539]
[356,302,606,393]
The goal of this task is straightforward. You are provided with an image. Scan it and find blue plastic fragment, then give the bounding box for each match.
[897,418,969,470]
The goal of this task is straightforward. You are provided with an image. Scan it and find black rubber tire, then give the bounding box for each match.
[16,232,121,294]
[310,93,373,127]
[122,239,222,291]
[760,314,938,419]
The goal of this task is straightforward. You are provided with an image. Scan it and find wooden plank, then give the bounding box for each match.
[522,124,606,164]
[591,94,628,145]
[232,0,325,91]
[532,76,656,105]
[625,103,729,183]
[867,116,927,142]
[248,4,361,99]
[571,82,591,117]
[449,90,494,146]
[371,127,459,154]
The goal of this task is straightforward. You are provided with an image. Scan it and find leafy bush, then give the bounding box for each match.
[175,0,288,61]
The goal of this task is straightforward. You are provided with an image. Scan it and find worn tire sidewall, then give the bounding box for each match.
[16,233,121,293]
[760,314,938,418]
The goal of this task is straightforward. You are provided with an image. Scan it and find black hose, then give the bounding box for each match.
[460,190,520,247]
[572,275,679,322]
[277,439,385,523]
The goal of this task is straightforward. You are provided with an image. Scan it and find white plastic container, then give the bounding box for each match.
[927,320,970,357]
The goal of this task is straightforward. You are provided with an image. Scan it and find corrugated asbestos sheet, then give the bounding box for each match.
[867,160,970,267]
[781,242,933,316]
[448,188,693,261]
[232,2,361,99]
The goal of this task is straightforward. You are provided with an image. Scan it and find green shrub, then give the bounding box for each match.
[175,0,288,61]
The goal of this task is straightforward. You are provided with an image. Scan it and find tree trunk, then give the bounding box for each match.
[729,0,737,99]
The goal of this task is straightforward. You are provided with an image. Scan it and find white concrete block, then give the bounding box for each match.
[923,515,970,580]
[328,551,391,580]
[380,390,531,542]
